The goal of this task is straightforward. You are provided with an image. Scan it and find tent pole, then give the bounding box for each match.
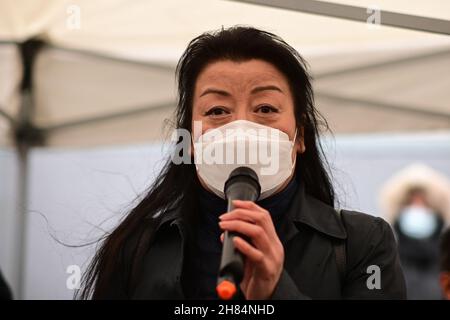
[9,89,33,299]
[13,137,29,299]
[315,48,450,80]
[316,91,450,120]
[232,0,450,35]
[11,39,45,299]
[0,108,15,124]
[42,101,174,133]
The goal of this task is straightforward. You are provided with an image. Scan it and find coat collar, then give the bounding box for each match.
[288,182,347,240]
[152,204,183,233]
[153,180,347,241]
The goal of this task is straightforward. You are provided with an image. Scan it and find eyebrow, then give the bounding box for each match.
[200,88,231,97]
[199,85,283,97]
[251,85,283,94]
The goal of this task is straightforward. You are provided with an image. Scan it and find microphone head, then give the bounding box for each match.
[224,167,261,200]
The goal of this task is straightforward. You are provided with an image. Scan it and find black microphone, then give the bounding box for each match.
[216,167,261,300]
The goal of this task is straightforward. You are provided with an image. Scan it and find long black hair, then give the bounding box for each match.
[78,26,334,299]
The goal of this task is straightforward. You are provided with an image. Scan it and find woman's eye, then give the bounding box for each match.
[256,105,278,114]
[204,106,229,117]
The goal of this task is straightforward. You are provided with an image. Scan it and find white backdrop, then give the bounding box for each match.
[1,131,450,299]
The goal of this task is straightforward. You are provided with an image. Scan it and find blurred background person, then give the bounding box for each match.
[380,163,450,299]
[440,228,450,300]
[0,269,12,300]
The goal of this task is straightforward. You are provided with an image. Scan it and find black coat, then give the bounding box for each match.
[0,270,12,300]
[111,183,407,300]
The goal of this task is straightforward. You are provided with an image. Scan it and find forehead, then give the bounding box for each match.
[195,59,289,90]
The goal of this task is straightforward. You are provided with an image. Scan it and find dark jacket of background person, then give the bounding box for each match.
[394,220,444,300]
[440,228,450,299]
[101,178,406,300]
[0,270,12,300]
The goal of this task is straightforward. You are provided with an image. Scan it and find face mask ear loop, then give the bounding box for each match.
[292,128,298,144]
[290,128,298,170]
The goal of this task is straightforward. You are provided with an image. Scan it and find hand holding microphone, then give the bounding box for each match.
[216,167,285,300]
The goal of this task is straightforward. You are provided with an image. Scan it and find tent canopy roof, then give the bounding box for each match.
[0,0,449,147]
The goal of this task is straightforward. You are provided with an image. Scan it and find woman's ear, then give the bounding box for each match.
[295,126,306,154]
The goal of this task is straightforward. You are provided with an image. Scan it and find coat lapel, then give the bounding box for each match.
[279,182,347,245]
[133,208,186,299]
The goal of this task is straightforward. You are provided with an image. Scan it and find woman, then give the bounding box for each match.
[79,26,406,300]
[380,164,450,299]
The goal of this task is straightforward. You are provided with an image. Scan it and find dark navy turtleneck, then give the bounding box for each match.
[182,176,299,299]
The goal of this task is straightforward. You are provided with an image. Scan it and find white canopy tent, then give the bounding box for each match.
[0,0,449,147]
[0,0,449,298]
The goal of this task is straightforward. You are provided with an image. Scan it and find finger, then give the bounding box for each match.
[233,236,264,263]
[221,207,276,237]
[220,232,224,243]
[220,208,260,224]
[219,220,270,252]
[232,200,265,212]
[231,201,272,226]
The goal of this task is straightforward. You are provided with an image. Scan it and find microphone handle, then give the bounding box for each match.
[217,182,259,299]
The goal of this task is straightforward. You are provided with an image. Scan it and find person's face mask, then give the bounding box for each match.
[193,120,297,199]
[398,205,439,239]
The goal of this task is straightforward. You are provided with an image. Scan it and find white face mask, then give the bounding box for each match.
[193,120,297,199]
[398,205,438,239]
